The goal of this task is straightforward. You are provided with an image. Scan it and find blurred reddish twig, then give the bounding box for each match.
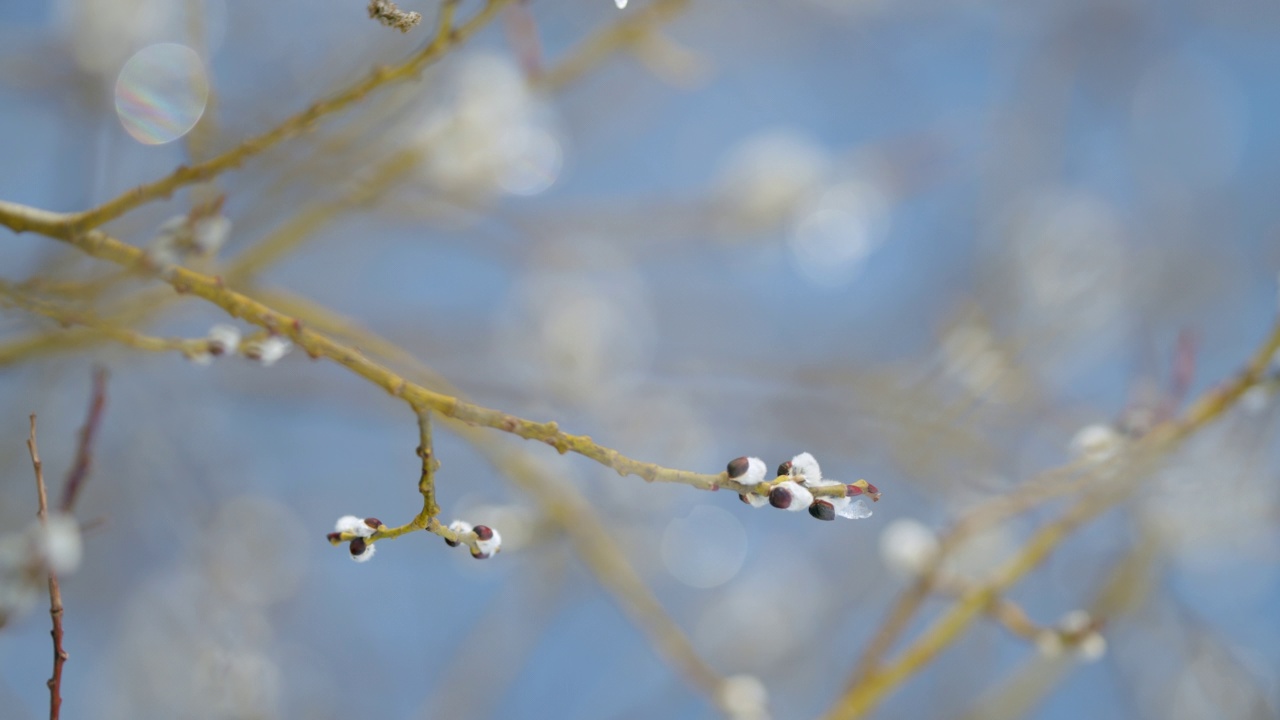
[59,366,108,513]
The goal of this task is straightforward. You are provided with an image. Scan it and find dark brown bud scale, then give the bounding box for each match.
[474,525,494,541]
[363,517,382,529]
[846,484,864,496]
[769,486,792,509]
[727,456,751,479]
[470,549,491,560]
[445,536,461,547]
[349,537,368,556]
[809,500,835,521]
[326,531,342,544]
[777,461,792,477]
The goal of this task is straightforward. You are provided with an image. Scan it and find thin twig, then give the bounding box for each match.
[416,409,441,520]
[27,415,66,720]
[59,367,108,513]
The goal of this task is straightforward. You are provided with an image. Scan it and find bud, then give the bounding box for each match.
[363,517,382,530]
[244,336,292,366]
[769,481,813,511]
[446,519,472,547]
[1076,632,1107,662]
[473,525,503,558]
[727,456,768,486]
[808,500,835,521]
[788,452,823,485]
[334,515,374,538]
[206,324,241,356]
[349,537,376,562]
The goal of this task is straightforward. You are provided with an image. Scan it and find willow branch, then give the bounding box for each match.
[0,204,787,496]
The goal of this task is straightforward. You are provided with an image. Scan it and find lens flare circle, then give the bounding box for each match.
[114,43,209,145]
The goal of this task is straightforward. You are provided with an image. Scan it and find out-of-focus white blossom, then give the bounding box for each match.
[148,213,232,265]
[244,336,291,367]
[207,324,241,356]
[415,54,563,200]
[1070,423,1123,462]
[1059,609,1093,634]
[878,518,939,577]
[56,0,180,74]
[716,130,830,231]
[0,515,83,626]
[720,674,770,720]
[615,0,628,7]
[788,179,890,288]
[1076,632,1107,662]
[40,514,83,574]
[191,215,231,255]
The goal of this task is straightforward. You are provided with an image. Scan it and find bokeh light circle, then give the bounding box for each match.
[114,43,209,145]
[661,505,748,589]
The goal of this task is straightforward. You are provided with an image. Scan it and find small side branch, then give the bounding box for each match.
[416,409,441,521]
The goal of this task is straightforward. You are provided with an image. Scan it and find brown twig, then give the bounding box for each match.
[415,409,441,520]
[26,415,66,720]
[59,367,108,513]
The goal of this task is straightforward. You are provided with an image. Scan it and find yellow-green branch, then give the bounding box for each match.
[0,199,780,496]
